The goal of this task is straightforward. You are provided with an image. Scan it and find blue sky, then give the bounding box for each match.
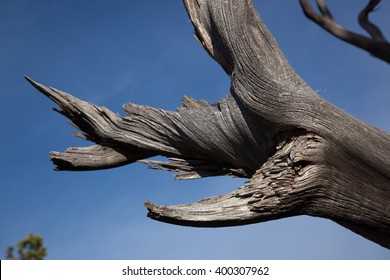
[1,0,389,259]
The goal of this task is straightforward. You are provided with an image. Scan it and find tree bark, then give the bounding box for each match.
[26,0,390,249]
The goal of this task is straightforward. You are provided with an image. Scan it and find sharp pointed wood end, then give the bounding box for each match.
[24,76,49,93]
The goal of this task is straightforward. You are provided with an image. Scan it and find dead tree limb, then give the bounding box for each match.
[299,0,390,63]
[27,0,390,249]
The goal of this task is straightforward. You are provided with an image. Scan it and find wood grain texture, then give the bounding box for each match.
[27,0,390,248]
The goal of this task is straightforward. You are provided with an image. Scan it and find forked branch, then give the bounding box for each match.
[299,0,390,63]
[27,0,390,249]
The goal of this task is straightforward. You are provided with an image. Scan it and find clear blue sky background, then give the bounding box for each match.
[1,0,389,259]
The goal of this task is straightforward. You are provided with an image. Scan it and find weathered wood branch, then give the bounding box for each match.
[299,0,390,63]
[26,77,268,177]
[27,0,390,249]
[358,0,387,40]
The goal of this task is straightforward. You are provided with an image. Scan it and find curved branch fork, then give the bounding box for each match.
[27,0,390,249]
[299,0,390,63]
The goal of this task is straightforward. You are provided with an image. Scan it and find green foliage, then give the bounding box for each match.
[6,233,46,260]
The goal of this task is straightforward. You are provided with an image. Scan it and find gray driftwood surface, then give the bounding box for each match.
[26,0,390,248]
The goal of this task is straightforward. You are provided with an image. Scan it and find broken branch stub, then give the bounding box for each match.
[27,0,390,249]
